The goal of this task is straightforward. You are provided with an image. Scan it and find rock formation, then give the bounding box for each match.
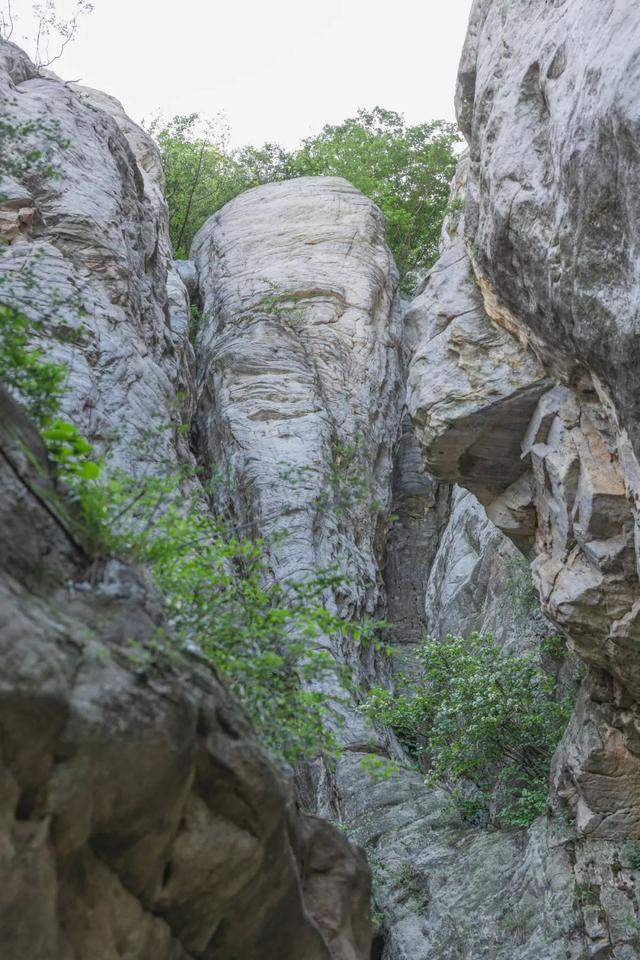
[3,0,640,954]
[394,0,640,955]
[407,0,640,851]
[0,39,372,960]
[191,175,406,763]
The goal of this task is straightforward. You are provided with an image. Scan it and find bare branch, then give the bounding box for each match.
[0,0,16,40]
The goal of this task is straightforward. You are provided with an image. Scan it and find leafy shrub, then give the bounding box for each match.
[70,464,381,764]
[149,108,460,288]
[0,304,102,483]
[627,843,640,871]
[361,632,572,827]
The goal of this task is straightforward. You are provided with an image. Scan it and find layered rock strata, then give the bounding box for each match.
[191,176,404,749]
[0,41,194,473]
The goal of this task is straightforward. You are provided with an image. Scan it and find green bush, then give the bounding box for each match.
[361,632,572,827]
[149,108,460,289]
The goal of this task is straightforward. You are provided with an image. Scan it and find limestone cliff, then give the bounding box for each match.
[400,1,640,956]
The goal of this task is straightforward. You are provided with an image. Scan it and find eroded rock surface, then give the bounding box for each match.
[192,176,404,747]
[0,40,194,473]
[458,0,640,457]
[0,384,372,960]
[400,12,640,953]
[0,40,373,960]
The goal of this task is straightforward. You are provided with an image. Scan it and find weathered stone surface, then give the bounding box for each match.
[0,383,372,960]
[0,40,374,960]
[457,0,640,459]
[192,175,404,745]
[383,414,451,671]
[424,486,550,654]
[0,39,193,473]
[405,236,550,532]
[338,751,640,960]
[404,0,640,851]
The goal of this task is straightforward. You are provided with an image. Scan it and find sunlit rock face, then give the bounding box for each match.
[192,176,404,746]
[406,237,550,532]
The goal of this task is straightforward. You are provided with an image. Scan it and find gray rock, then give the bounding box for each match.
[404,0,640,849]
[424,486,550,654]
[0,39,193,473]
[457,0,640,458]
[383,414,451,672]
[192,176,404,745]
[0,381,373,960]
[174,258,198,299]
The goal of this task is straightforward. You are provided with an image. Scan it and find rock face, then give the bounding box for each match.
[398,1,640,954]
[4,0,640,953]
[192,176,404,749]
[0,385,371,960]
[458,0,640,458]
[0,40,194,473]
[0,39,372,960]
[188,168,640,960]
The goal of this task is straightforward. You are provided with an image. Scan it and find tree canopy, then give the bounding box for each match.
[149,108,461,291]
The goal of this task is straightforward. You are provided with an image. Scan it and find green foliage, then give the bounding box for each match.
[41,418,100,481]
[0,304,67,423]
[148,108,460,288]
[290,108,460,290]
[361,633,572,828]
[0,113,69,187]
[359,752,401,782]
[0,304,101,484]
[540,633,567,662]
[148,114,256,259]
[70,464,377,764]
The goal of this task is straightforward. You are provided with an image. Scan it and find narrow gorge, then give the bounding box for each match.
[1,1,640,958]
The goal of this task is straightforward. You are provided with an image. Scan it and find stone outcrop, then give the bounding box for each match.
[458,0,640,458]
[405,0,640,889]
[0,40,194,473]
[192,175,404,750]
[0,39,372,960]
[0,384,371,960]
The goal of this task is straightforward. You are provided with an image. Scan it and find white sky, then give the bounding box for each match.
[7,0,474,148]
